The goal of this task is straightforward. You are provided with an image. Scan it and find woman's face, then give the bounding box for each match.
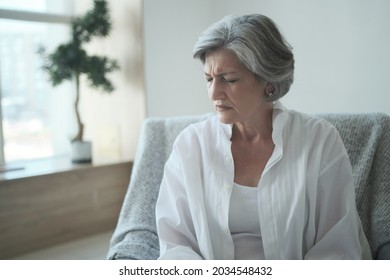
[204,49,271,125]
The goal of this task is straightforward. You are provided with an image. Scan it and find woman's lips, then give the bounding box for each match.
[215,105,232,112]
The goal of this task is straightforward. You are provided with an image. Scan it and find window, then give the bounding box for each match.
[0,0,75,165]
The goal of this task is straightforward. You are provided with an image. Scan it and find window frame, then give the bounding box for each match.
[0,2,74,165]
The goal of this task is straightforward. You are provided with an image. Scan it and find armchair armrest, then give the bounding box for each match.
[376,242,390,260]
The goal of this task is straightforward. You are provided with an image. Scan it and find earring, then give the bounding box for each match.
[265,91,274,98]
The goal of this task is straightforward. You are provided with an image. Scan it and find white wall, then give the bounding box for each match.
[144,0,390,116]
[143,0,215,117]
[75,0,145,162]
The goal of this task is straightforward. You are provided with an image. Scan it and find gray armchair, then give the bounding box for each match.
[107,113,390,260]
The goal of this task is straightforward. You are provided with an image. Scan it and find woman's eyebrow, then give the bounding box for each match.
[204,71,238,76]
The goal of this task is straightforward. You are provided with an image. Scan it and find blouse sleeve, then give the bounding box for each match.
[155,146,203,260]
[304,129,371,259]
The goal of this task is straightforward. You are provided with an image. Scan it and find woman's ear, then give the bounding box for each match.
[264,82,275,98]
[265,82,275,94]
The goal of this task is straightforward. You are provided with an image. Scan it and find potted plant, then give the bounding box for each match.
[38,0,119,163]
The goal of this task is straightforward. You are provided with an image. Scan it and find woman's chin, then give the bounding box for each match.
[217,112,235,125]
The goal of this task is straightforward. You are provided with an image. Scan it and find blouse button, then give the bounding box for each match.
[225,156,232,163]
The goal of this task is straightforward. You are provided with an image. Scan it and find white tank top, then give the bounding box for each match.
[228,183,265,259]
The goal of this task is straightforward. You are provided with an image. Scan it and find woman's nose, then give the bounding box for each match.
[208,80,225,101]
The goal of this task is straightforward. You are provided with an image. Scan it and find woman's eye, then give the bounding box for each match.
[223,77,237,83]
[205,75,212,82]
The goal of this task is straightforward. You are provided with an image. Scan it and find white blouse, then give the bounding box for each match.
[155,101,371,260]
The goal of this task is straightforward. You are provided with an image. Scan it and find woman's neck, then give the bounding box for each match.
[231,106,274,144]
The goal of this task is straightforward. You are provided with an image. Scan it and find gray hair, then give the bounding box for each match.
[193,14,294,101]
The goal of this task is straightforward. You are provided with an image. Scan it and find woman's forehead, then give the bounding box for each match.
[204,49,245,74]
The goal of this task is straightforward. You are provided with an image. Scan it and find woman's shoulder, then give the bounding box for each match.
[285,109,347,160]
[283,109,349,169]
[173,114,220,145]
[274,102,337,137]
[286,109,339,136]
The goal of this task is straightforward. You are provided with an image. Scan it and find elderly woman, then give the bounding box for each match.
[155,14,371,259]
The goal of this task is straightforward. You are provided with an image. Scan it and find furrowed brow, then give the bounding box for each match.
[204,71,237,76]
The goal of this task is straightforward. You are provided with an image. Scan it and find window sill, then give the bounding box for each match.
[0,156,127,182]
[0,157,133,259]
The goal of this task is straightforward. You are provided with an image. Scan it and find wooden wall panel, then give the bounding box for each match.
[0,161,132,259]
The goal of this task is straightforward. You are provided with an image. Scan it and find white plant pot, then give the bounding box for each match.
[71,141,92,163]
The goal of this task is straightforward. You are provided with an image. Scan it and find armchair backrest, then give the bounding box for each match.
[108,112,390,259]
[108,114,209,259]
[319,113,389,258]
